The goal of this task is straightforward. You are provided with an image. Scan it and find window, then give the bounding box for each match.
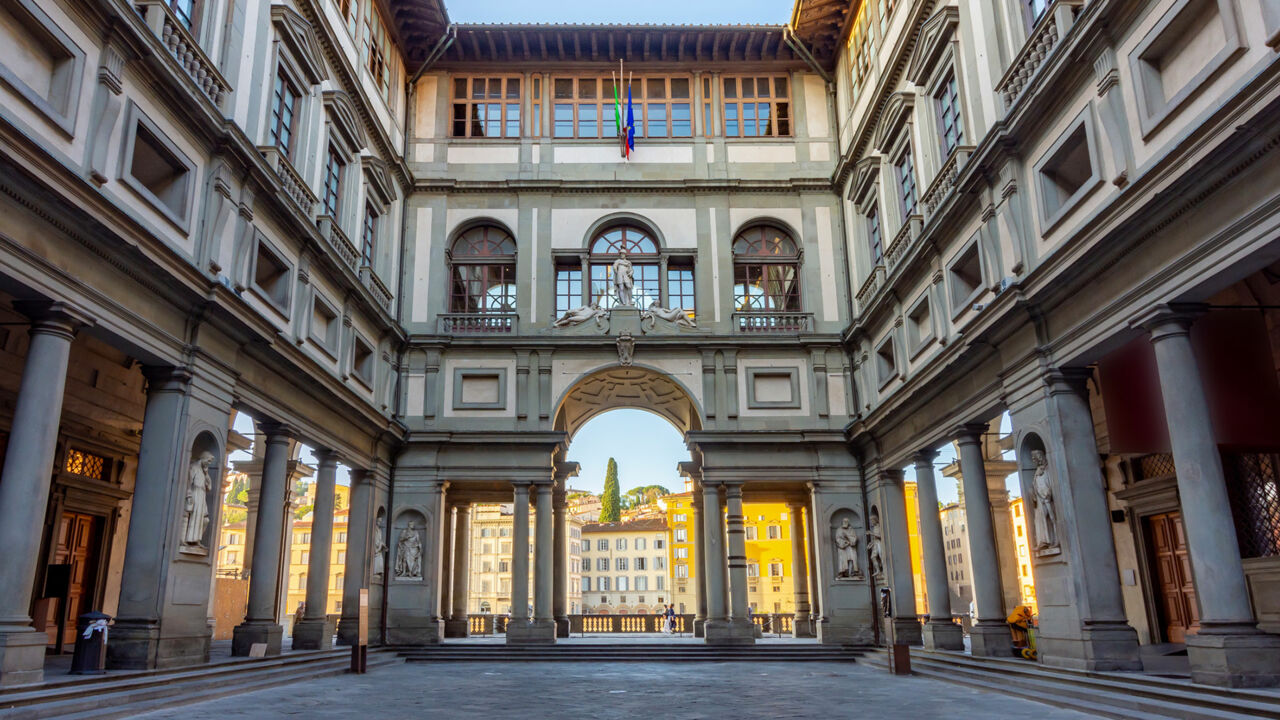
[896,147,918,221]
[64,449,106,480]
[588,226,660,309]
[123,112,193,227]
[499,560,510,573]
[866,203,882,265]
[295,573,306,590]
[635,557,646,571]
[769,562,783,577]
[635,576,648,591]
[656,577,664,591]
[616,576,629,592]
[299,550,310,564]
[1024,0,1050,29]
[451,76,522,138]
[732,225,801,313]
[360,203,379,268]
[554,263,583,315]
[336,550,346,564]
[322,146,343,218]
[297,532,311,544]
[675,564,688,578]
[877,337,897,387]
[252,237,292,312]
[351,335,374,386]
[674,528,687,542]
[935,73,964,158]
[582,559,591,571]
[335,573,344,591]
[358,1,393,98]
[636,538,646,551]
[850,7,876,86]
[598,577,611,592]
[597,558,608,571]
[674,513,687,523]
[654,538,664,550]
[501,528,511,537]
[269,70,299,158]
[1035,112,1099,229]
[552,76,691,139]
[655,556,665,570]
[745,526,758,541]
[667,261,695,318]
[336,531,347,543]
[581,577,591,592]
[721,76,790,137]
[766,525,780,540]
[877,0,898,35]
[674,547,688,559]
[746,563,759,578]
[167,0,199,30]
[616,538,628,551]
[597,539,608,551]
[448,225,517,314]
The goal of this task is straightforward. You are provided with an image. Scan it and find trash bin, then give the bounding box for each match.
[70,611,112,675]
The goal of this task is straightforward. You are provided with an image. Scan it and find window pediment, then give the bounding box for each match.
[361,156,396,207]
[323,90,365,156]
[905,6,960,86]
[851,155,882,205]
[271,5,327,86]
[874,92,916,153]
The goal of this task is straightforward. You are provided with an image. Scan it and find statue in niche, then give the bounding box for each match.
[612,250,634,307]
[867,513,885,579]
[553,300,607,329]
[834,517,860,578]
[1031,449,1058,549]
[395,520,423,580]
[181,451,215,549]
[640,301,696,331]
[616,331,635,367]
[372,513,388,578]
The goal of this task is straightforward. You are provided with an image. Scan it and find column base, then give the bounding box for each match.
[791,614,815,638]
[336,615,359,646]
[444,617,471,638]
[0,629,47,687]
[385,618,443,646]
[506,619,557,645]
[1039,622,1142,671]
[105,620,159,670]
[704,619,755,645]
[693,618,705,638]
[969,620,1013,658]
[1187,629,1280,688]
[816,616,877,646]
[921,621,965,651]
[889,617,922,646]
[292,618,337,650]
[555,616,570,638]
[231,621,283,657]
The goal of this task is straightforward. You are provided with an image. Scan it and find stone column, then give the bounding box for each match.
[552,490,569,637]
[510,483,531,622]
[294,450,339,650]
[806,504,821,624]
[955,424,1010,656]
[444,503,471,638]
[438,504,454,629]
[1146,310,1280,687]
[700,482,727,629]
[880,469,922,646]
[708,481,754,644]
[787,501,815,638]
[337,469,372,646]
[534,484,554,625]
[0,303,87,687]
[507,482,554,644]
[914,451,963,650]
[232,422,293,656]
[692,493,707,637]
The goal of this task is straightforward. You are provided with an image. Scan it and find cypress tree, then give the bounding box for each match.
[600,457,621,522]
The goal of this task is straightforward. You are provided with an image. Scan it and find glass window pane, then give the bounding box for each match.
[725,104,739,137]
[506,77,520,99]
[454,78,467,98]
[756,77,770,97]
[671,103,691,137]
[743,103,757,137]
[774,77,788,98]
[647,78,665,99]
[671,78,690,99]
[554,104,574,138]
[580,78,597,99]
[723,78,738,99]
[554,78,573,99]
[533,77,541,99]
[485,103,502,137]
[578,103,598,138]
[487,78,503,99]
[776,102,790,136]
[646,104,667,138]
[472,80,485,100]
[505,104,520,137]
[758,103,772,136]
[702,77,711,96]
[742,78,755,98]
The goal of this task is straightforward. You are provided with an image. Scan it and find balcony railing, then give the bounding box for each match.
[316,216,359,271]
[359,265,393,312]
[135,0,230,109]
[995,0,1085,110]
[855,265,886,315]
[732,312,813,333]
[751,613,795,637]
[438,313,517,334]
[258,146,317,217]
[884,215,922,271]
[465,613,802,637]
[920,146,974,218]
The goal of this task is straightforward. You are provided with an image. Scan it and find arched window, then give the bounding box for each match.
[732,225,801,312]
[449,225,517,314]
[588,226,659,309]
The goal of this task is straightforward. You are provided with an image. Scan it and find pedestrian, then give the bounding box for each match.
[665,604,676,634]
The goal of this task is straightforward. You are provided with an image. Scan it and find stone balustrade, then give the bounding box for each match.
[884,215,922,271]
[995,0,1085,111]
[438,313,517,334]
[359,265,393,312]
[920,147,974,218]
[258,146,318,218]
[732,311,813,333]
[855,265,886,316]
[135,0,231,109]
[316,216,359,271]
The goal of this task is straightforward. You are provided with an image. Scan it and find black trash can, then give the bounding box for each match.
[70,611,112,675]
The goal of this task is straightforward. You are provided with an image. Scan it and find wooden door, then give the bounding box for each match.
[1146,512,1200,643]
[44,512,103,648]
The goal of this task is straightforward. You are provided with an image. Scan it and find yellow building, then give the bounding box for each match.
[664,493,697,614]
[905,482,927,615]
[1010,497,1038,613]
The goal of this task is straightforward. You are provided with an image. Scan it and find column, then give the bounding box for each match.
[955,424,1010,657]
[0,303,87,687]
[232,422,293,656]
[787,501,815,637]
[914,451,963,650]
[552,491,569,637]
[507,481,553,644]
[534,484,554,625]
[109,368,193,669]
[1147,311,1280,687]
[806,504,821,624]
[880,469,922,646]
[445,503,471,638]
[294,449,339,650]
[713,481,755,644]
[700,482,727,627]
[438,504,454,629]
[692,494,707,637]
[510,483,531,621]
[337,469,372,646]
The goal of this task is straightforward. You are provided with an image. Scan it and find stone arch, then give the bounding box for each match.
[728,215,804,249]
[581,211,668,252]
[448,216,519,247]
[552,364,704,442]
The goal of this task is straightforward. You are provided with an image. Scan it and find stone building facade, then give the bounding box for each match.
[580,520,670,615]
[1,0,1278,691]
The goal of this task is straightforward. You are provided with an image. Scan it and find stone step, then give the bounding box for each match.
[859,651,1279,720]
[0,650,395,720]
[398,646,867,663]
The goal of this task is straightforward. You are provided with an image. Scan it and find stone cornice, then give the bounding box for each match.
[411,177,836,195]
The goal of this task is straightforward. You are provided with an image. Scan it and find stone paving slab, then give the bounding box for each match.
[133,659,1101,719]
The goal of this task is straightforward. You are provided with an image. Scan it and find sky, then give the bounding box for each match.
[446,0,790,25]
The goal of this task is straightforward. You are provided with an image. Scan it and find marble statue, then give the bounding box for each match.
[553,300,607,329]
[640,301,696,330]
[395,520,422,580]
[611,250,634,306]
[181,451,215,548]
[1031,449,1058,549]
[835,517,860,578]
[372,514,388,578]
[867,514,885,579]
[616,331,635,367]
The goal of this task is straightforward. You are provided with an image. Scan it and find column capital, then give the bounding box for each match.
[912,449,938,467]
[256,421,300,442]
[312,448,343,467]
[13,299,94,337]
[1131,302,1206,339]
[142,365,194,392]
[952,422,988,445]
[882,467,906,483]
[785,499,807,512]
[348,468,373,485]
[1045,368,1093,397]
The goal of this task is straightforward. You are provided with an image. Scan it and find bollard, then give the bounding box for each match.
[887,643,911,675]
[70,611,113,675]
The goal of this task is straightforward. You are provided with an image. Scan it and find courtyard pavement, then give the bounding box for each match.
[133,659,1099,719]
